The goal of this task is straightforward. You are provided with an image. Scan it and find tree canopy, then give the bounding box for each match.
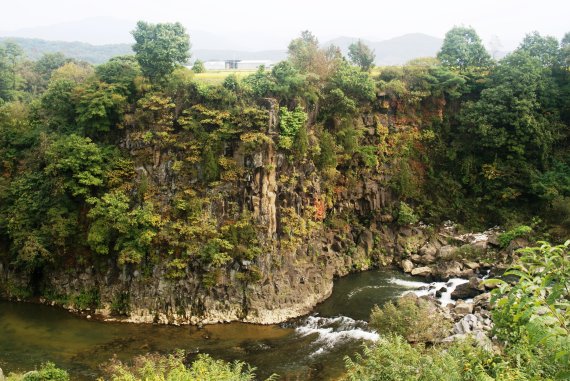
[132,21,191,82]
[348,40,375,71]
[437,26,492,71]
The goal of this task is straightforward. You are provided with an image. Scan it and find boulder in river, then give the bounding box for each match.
[401,259,414,273]
[411,266,432,276]
[451,277,484,299]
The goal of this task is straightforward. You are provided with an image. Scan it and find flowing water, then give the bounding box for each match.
[0,268,463,380]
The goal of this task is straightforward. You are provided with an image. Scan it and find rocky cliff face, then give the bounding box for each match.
[0,100,508,325]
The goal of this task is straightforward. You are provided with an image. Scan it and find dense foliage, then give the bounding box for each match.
[344,241,570,381]
[103,352,276,381]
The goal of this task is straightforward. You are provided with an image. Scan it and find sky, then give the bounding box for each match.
[0,0,568,50]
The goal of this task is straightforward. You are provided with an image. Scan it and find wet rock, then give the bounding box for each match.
[358,229,374,254]
[505,237,529,254]
[401,260,414,273]
[473,292,491,307]
[411,266,432,276]
[437,260,463,279]
[451,277,483,299]
[454,301,474,315]
[487,233,500,247]
[419,242,437,257]
[438,245,458,259]
[464,261,480,270]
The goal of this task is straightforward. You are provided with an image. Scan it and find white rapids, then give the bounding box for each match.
[388,277,469,305]
[295,315,379,356]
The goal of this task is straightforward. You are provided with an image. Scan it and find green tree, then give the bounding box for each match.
[348,40,375,71]
[243,66,272,98]
[278,106,307,150]
[561,32,570,69]
[39,79,77,132]
[87,190,161,265]
[132,21,191,82]
[518,31,560,68]
[321,61,376,117]
[317,131,338,169]
[270,60,305,102]
[437,26,492,71]
[288,30,320,73]
[44,134,105,198]
[453,50,562,219]
[75,81,127,135]
[192,59,206,73]
[95,55,142,98]
[0,42,23,100]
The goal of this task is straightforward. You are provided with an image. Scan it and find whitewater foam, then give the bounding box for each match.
[295,315,379,356]
[347,285,387,299]
[388,277,469,305]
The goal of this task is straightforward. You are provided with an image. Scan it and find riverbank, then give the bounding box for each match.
[0,224,520,327]
[0,268,454,380]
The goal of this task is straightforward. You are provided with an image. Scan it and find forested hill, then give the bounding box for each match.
[0,37,132,64]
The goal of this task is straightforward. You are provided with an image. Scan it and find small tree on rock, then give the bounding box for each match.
[348,40,375,71]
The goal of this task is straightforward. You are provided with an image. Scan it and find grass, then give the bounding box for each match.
[193,70,256,85]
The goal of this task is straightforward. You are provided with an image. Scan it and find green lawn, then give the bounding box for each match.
[193,70,256,85]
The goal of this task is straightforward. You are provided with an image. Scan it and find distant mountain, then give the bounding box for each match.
[1,32,443,67]
[0,17,254,50]
[324,33,443,65]
[0,37,133,64]
[1,17,135,45]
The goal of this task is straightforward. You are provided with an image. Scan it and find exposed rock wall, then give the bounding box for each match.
[0,101,510,325]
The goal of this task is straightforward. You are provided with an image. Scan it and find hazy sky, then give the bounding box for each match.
[1,0,568,49]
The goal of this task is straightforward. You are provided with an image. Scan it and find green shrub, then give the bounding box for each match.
[14,362,69,381]
[397,201,419,226]
[488,240,570,379]
[111,291,130,316]
[278,106,307,151]
[369,294,451,343]
[497,225,532,248]
[73,288,100,310]
[343,335,462,381]
[104,351,277,381]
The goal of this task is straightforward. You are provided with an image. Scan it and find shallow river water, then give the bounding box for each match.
[0,268,457,380]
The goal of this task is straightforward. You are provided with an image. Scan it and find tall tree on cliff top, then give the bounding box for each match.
[518,31,560,68]
[438,26,491,71]
[288,31,320,72]
[132,21,190,82]
[348,40,375,71]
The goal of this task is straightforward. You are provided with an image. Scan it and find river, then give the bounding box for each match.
[0,268,455,380]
